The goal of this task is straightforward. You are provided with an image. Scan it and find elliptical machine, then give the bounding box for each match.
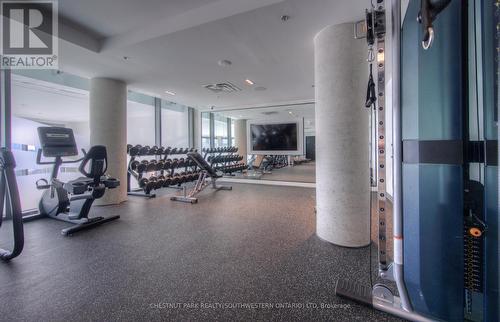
[36,127,120,236]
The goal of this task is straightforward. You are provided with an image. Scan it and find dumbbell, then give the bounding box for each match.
[179,172,189,183]
[156,160,165,171]
[129,145,142,156]
[139,177,149,189]
[139,177,154,194]
[164,147,172,154]
[156,147,165,155]
[137,160,148,173]
[170,148,178,154]
[156,175,166,189]
[171,173,182,185]
[129,160,140,171]
[164,176,173,187]
[177,158,186,168]
[146,160,157,172]
[147,176,158,191]
[173,158,182,168]
[149,146,159,155]
[139,145,150,155]
[127,144,133,153]
[163,160,172,170]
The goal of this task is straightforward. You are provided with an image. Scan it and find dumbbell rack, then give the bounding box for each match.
[202,147,247,176]
[127,145,200,198]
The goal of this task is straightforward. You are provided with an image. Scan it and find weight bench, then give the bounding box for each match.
[170,152,232,204]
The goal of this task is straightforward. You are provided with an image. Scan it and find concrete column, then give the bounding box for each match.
[234,119,247,163]
[89,78,127,205]
[314,23,370,247]
[193,109,202,151]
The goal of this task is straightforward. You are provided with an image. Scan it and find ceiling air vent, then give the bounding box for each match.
[203,82,241,94]
[262,111,279,116]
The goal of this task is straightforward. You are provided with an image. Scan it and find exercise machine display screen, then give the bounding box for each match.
[250,123,298,151]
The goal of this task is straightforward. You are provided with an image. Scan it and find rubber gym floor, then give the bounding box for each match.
[0,183,402,321]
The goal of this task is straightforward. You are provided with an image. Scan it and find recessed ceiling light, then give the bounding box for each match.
[123,56,130,60]
[218,59,232,67]
[165,90,176,96]
[245,79,254,85]
[281,15,290,22]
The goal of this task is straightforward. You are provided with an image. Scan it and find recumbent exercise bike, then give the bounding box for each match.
[36,127,120,236]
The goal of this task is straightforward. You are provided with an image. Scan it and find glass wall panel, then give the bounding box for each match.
[201,112,211,149]
[161,101,189,148]
[11,73,90,211]
[214,114,228,148]
[127,92,155,146]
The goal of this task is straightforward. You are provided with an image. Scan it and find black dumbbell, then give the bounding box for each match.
[171,173,181,185]
[179,172,189,183]
[149,146,159,155]
[170,148,178,154]
[129,160,140,171]
[171,159,179,168]
[139,177,149,189]
[156,147,165,155]
[163,160,172,169]
[139,145,150,155]
[147,176,157,191]
[164,176,173,187]
[137,160,148,173]
[127,144,133,153]
[156,160,165,171]
[146,160,157,172]
[156,175,165,189]
[129,145,141,156]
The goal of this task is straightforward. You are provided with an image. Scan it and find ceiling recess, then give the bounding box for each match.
[203,82,241,94]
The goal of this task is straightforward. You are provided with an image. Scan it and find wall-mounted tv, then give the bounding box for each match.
[247,120,303,155]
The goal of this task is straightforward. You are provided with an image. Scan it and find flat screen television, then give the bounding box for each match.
[249,122,299,152]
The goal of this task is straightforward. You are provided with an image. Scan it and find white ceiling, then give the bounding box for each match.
[216,102,315,130]
[53,0,369,110]
[11,75,153,123]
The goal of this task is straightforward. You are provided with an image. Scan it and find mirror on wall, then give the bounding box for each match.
[204,103,315,184]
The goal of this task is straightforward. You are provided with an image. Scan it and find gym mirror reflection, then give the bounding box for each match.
[205,104,316,184]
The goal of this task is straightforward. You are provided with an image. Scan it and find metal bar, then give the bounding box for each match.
[391,0,413,312]
[188,107,195,148]
[209,113,215,148]
[155,98,162,147]
[1,69,12,148]
[377,24,388,270]
[227,118,232,147]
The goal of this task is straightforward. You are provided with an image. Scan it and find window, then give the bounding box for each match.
[11,71,90,211]
[161,101,189,148]
[214,114,228,148]
[202,112,211,149]
[127,92,155,146]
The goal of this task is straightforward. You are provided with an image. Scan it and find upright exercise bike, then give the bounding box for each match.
[36,127,120,235]
[0,148,24,260]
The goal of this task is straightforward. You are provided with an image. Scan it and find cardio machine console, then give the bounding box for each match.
[37,127,78,157]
